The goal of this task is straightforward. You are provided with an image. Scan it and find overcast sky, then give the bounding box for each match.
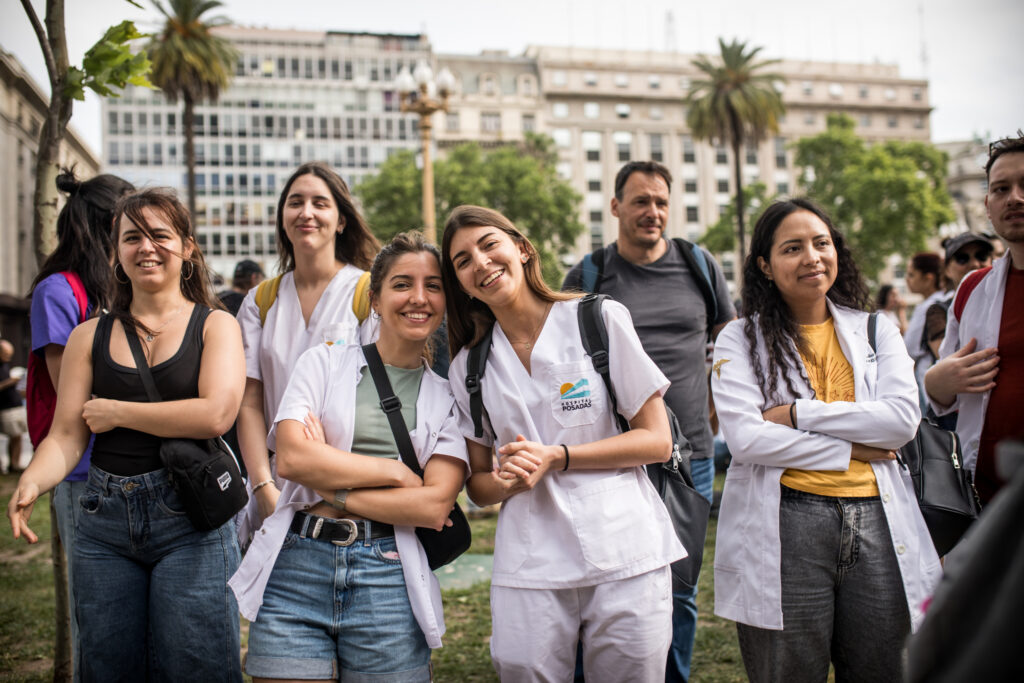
[2,0,1021,155]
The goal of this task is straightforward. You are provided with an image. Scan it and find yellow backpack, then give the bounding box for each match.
[254,271,371,327]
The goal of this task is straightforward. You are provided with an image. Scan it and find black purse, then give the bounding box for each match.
[123,317,248,532]
[577,294,710,591]
[362,343,471,570]
[867,312,980,556]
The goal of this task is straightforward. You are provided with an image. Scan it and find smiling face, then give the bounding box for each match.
[115,206,193,291]
[281,173,344,257]
[372,251,445,344]
[758,209,838,315]
[986,151,1024,245]
[447,224,530,307]
[612,171,670,252]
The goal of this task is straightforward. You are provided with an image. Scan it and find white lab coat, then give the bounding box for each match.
[448,298,685,589]
[228,343,468,649]
[711,301,941,631]
[930,255,1012,475]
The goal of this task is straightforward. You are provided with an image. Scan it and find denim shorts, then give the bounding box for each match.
[73,465,242,683]
[246,520,430,681]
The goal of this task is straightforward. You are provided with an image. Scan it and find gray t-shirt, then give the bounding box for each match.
[563,239,735,459]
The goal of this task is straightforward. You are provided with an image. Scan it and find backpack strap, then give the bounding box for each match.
[577,294,629,433]
[254,274,283,327]
[465,324,495,439]
[672,238,719,329]
[867,311,879,354]
[59,271,89,322]
[352,271,372,323]
[952,266,991,323]
[580,246,607,293]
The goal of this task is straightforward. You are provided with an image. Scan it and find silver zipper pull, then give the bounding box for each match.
[950,434,960,469]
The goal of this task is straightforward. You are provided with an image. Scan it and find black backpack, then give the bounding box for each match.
[464,294,710,589]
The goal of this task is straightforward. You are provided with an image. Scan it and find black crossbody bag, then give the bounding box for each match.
[123,317,248,532]
[362,343,471,570]
[867,312,980,555]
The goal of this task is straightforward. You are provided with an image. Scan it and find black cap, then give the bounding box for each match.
[943,233,992,262]
[233,259,264,280]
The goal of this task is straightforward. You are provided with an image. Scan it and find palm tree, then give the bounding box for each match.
[148,0,237,222]
[686,38,785,273]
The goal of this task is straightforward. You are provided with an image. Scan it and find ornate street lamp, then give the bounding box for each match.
[396,61,455,244]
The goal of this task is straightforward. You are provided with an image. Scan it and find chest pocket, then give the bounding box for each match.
[322,321,358,347]
[550,360,606,429]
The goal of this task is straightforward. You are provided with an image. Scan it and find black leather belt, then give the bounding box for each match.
[290,511,394,547]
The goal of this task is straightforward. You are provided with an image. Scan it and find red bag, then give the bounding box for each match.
[26,272,88,447]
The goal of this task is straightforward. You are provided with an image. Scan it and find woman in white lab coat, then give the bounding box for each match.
[711,198,941,683]
[442,205,684,683]
[235,162,379,540]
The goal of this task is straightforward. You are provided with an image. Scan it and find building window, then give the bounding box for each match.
[649,134,664,163]
[777,181,789,195]
[584,72,598,86]
[481,112,501,133]
[588,180,601,192]
[582,131,601,161]
[859,85,869,99]
[614,73,629,88]
[717,179,729,193]
[648,74,661,89]
[552,128,571,148]
[586,149,600,161]
[686,206,699,223]
[682,136,696,163]
[913,115,924,129]
[684,178,697,193]
[860,114,872,127]
[745,144,757,165]
[912,87,923,101]
[802,81,813,96]
[828,83,843,98]
[888,115,899,128]
[522,114,536,133]
[679,76,691,91]
[583,102,600,119]
[552,102,569,119]
[774,137,788,168]
[482,75,497,96]
[615,103,631,119]
[614,131,632,162]
[649,106,663,120]
[446,112,460,132]
[715,145,728,165]
[108,142,119,164]
[884,87,897,101]
[804,111,816,125]
[550,70,567,86]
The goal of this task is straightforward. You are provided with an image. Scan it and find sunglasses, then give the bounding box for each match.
[952,249,992,265]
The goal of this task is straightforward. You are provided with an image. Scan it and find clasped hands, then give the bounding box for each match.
[492,435,563,496]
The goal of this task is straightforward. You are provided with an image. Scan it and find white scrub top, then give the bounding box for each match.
[448,298,685,590]
[238,265,378,430]
[229,343,468,648]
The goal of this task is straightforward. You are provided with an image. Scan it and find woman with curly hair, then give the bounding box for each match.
[710,198,940,682]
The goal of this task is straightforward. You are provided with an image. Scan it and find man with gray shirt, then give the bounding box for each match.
[563,161,735,682]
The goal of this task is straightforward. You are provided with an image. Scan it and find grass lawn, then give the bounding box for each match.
[1,472,744,682]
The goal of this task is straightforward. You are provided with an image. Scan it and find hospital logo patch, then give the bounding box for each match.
[560,379,593,412]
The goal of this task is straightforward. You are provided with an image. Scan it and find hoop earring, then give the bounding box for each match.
[182,261,195,281]
[372,309,381,320]
[113,263,129,284]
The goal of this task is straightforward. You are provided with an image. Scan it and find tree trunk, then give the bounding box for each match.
[731,131,746,288]
[183,93,197,223]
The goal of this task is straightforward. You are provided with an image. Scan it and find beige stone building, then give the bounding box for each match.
[0,49,99,356]
[937,138,992,238]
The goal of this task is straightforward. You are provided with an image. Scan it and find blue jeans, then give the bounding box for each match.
[246,517,430,681]
[72,466,242,683]
[666,457,715,683]
[736,486,910,683]
[53,479,88,683]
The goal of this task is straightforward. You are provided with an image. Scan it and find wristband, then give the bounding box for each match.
[334,489,350,512]
[560,444,570,471]
[789,402,798,429]
[252,479,274,493]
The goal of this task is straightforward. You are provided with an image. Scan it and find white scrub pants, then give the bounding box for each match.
[490,566,672,683]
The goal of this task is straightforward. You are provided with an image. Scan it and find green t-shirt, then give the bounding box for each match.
[351,364,424,459]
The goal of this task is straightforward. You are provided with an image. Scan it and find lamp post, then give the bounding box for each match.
[396,61,455,244]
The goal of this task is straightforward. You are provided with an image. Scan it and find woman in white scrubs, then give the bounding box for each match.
[231,232,468,682]
[711,198,940,682]
[236,162,380,533]
[442,205,685,682]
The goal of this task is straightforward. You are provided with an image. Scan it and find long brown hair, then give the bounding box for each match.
[441,205,577,356]
[275,161,379,273]
[110,189,218,337]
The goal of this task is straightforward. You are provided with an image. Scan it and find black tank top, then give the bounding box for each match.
[91,305,210,475]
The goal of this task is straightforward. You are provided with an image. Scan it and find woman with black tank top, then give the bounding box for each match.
[9,189,246,682]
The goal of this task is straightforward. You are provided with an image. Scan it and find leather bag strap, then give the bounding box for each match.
[361,343,422,477]
[122,319,162,403]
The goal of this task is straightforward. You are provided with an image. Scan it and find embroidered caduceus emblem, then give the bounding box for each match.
[713,358,730,379]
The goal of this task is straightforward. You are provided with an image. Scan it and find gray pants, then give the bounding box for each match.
[737,486,910,683]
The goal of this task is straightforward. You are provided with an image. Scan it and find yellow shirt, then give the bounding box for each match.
[779,318,879,497]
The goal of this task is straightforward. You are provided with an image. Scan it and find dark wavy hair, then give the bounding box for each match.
[29,169,135,308]
[369,231,442,362]
[742,198,870,403]
[275,162,379,274]
[109,189,218,337]
[441,205,578,356]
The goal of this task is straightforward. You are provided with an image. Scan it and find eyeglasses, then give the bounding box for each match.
[952,249,992,265]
